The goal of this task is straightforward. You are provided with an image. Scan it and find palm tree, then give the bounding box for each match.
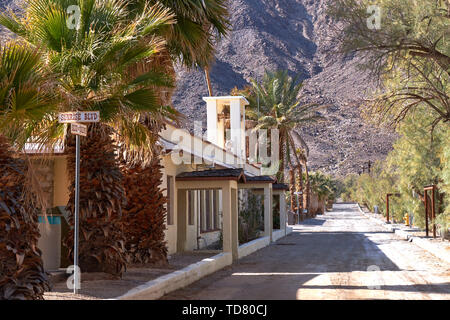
[0,43,55,299]
[295,147,311,217]
[0,0,176,276]
[125,0,230,100]
[234,70,323,209]
[116,0,229,264]
[309,171,335,215]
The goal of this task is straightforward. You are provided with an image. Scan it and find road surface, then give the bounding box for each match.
[161,203,450,300]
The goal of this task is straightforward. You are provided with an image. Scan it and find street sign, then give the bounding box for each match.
[58,111,100,123]
[71,123,87,137]
[57,110,99,295]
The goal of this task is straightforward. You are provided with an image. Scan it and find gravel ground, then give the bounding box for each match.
[161,203,450,300]
[44,251,218,300]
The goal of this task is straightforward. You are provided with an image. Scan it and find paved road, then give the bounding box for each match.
[161,203,450,300]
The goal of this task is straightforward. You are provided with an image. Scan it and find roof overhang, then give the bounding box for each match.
[176,169,247,183]
[176,168,276,185]
[272,183,289,191]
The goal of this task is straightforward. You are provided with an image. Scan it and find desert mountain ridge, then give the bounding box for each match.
[0,0,397,177]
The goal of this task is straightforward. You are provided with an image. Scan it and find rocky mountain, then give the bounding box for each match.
[172,0,397,177]
[0,0,397,177]
[0,0,18,42]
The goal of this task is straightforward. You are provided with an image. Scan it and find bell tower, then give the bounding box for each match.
[203,96,249,159]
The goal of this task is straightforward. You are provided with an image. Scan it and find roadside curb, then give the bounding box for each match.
[112,228,293,300]
[356,204,450,264]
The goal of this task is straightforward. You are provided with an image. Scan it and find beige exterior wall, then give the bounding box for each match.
[160,155,194,255]
[35,95,271,263]
[53,156,70,206]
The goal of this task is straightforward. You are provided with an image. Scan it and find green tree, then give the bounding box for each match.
[0,0,176,276]
[341,107,449,228]
[329,0,450,126]
[0,43,55,299]
[233,70,323,184]
[124,0,230,99]
[386,107,447,227]
[117,0,230,264]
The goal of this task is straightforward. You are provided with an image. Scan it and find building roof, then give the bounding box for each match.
[245,175,276,184]
[176,168,276,185]
[176,169,247,182]
[273,183,289,190]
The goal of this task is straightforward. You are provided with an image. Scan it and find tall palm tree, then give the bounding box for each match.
[309,171,335,215]
[0,0,176,276]
[296,147,311,217]
[116,0,229,264]
[0,43,55,299]
[235,70,323,190]
[125,0,230,100]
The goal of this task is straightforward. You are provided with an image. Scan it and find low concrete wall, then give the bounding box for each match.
[238,236,270,260]
[272,229,285,242]
[238,228,294,260]
[116,252,232,300]
[198,230,221,249]
[114,227,294,300]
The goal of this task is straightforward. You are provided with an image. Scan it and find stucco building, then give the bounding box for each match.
[33,95,289,270]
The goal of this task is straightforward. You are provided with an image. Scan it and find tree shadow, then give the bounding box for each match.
[161,227,412,300]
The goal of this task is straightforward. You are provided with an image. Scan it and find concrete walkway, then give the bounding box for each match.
[161,203,450,300]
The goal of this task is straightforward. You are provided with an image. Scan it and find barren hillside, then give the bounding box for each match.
[172,0,396,177]
[0,0,397,176]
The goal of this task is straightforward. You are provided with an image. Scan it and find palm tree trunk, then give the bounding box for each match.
[0,135,50,299]
[297,164,304,220]
[278,135,286,183]
[205,67,213,96]
[121,154,168,265]
[64,123,127,277]
[304,161,311,217]
[289,167,295,213]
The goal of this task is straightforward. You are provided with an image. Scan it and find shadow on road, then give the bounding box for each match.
[160,204,448,300]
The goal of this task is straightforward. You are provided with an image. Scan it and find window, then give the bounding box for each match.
[213,190,220,229]
[205,190,211,231]
[199,190,205,231]
[199,189,220,233]
[167,175,174,225]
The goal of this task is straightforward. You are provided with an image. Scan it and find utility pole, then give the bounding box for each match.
[424,185,437,238]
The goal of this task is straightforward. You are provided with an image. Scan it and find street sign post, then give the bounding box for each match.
[71,123,87,137]
[59,111,99,294]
